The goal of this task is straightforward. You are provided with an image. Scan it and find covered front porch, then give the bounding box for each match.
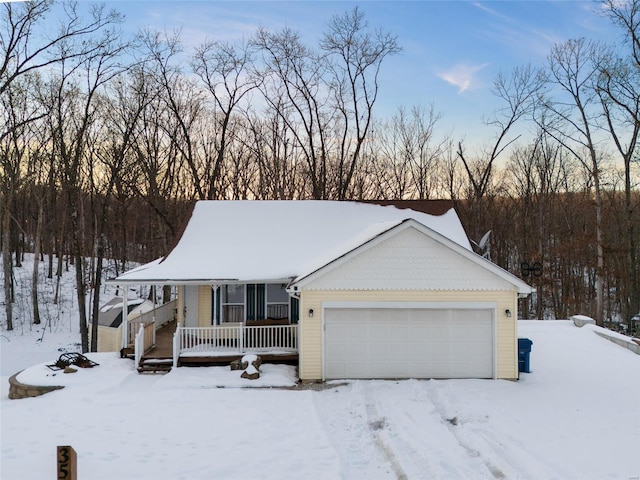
[126,298,299,373]
[111,271,303,373]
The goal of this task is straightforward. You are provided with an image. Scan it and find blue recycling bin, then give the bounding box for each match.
[518,338,533,373]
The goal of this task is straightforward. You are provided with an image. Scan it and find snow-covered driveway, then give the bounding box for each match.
[2,320,639,479]
[317,379,562,479]
[315,321,640,480]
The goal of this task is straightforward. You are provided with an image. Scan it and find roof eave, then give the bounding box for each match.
[106,277,295,286]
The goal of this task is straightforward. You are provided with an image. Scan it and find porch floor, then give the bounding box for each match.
[140,321,299,367]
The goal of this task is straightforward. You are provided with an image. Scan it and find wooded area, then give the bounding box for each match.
[1,1,638,351]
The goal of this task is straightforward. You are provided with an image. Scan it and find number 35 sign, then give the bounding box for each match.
[57,445,77,480]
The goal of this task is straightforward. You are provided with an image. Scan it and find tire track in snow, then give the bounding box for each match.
[362,382,409,480]
[313,382,397,479]
[426,383,507,479]
[426,383,560,479]
[366,380,494,479]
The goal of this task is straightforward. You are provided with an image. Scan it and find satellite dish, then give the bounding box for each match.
[471,230,491,260]
[478,230,491,250]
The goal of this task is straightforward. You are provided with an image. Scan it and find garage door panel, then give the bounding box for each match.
[371,326,408,342]
[465,323,492,334]
[324,307,493,379]
[454,309,479,321]
[327,343,369,357]
[330,323,364,339]
[382,343,411,357]
[370,309,404,322]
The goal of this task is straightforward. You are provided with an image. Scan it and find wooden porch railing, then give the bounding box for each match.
[172,324,298,365]
[136,299,177,328]
[134,325,145,370]
[127,300,177,346]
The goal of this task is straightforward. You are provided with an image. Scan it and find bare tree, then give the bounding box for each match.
[369,116,412,199]
[0,78,35,330]
[192,38,259,199]
[320,6,400,199]
[506,131,576,319]
[598,0,640,317]
[374,105,446,199]
[0,1,122,138]
[457,64,546,202]
[127,54,190,250]
[241,108,304,199]
[253,26,334,199]
[84,69,149,351]
[43,16,127,351]
[141,30,208,200]
[539,38,607,324]
[1,1,122,331]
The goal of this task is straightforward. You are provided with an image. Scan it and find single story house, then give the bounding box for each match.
[109,200,533,380]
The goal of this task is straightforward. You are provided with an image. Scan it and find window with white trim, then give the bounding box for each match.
[266,283,289,320]
[220,284,244,322]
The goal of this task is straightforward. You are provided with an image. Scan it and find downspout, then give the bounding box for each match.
[286,281,302,377]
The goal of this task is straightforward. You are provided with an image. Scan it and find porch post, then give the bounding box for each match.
[122,289,128,350]
[210,284,219,325]
[152,285,157,345]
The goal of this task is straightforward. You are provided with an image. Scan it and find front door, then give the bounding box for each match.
[184,286,199,328]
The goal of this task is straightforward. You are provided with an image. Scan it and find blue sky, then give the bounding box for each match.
[85,1,619,145]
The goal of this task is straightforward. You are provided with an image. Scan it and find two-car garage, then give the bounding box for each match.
[291,219,534,381]
[323,305,495,380]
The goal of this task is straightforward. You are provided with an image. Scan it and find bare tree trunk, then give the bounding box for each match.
[2,202,13,330]
[628,179,639,316]
[74,250,88,352]
[90,235,104,352]
[31,198,44,324]
[594,172,605,324]
[70,194,89,352]
[54,228,64,305]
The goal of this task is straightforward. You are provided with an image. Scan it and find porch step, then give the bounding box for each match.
[120,347,134,359]
[137,358,173,374]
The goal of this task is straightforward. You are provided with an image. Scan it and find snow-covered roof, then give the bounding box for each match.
[97,297,154,327]
[111,200,471,284]
[289,218,534,295]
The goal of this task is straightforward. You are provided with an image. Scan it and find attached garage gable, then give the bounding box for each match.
[297,223,517,292]
[324,305,494,379]
[291,219,532,381]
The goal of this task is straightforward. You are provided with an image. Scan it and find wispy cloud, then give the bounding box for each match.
[471,2,562,58]
[437,63,489,93]
[472,2,511,23]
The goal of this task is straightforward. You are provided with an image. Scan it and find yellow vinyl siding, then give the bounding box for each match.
[176,285,212,326]
[198,285,212,326]
[89,325,122,352]
[299,289,518,380]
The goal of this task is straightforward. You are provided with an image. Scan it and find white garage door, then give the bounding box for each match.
[324,308,494,379]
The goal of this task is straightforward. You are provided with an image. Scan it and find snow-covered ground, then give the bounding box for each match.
[1,255,639,479]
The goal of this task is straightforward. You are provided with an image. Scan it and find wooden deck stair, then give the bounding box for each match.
[137,321,176,374]
[137,357,173,373]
